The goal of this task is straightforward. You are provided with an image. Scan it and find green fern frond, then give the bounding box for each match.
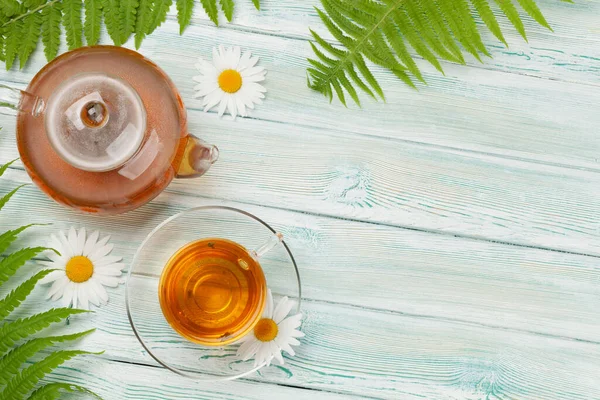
[0,1,21,18]
[0,184,27,212]
[0,225,41,255]
[3,17,22,70]
[308,0,571,105]
[221,0,234,22]
[0,158,17,177]
[120,0,139,44]
[0,329,95,385]
[0,246,50,287]
[102,0,122,45]
[41,1,62,61]
[18,11,41,68]
[83,0,102,45]
[147,0,171,34]
[27,382,102,400]
[62,0,83,49]
[0,269,54,321]
[134,0,152,49]
[0,350,102,399]
[0,308,88,355]
[180,0,198,31]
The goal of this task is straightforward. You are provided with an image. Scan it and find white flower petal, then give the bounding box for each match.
[263,289,274,318]
[241,66,265,78]
[278,314,303,332]
[68,227,79,255]
[39,270,64,285]
[58,231,73,258]
[272,346,284,365]
[238,51,252,70]
[227,96,238,119]
[203,91,224,112]
[277,339,295,357]
[62,282,75,307]
[287,337,301,346]
[97,262,126,271]
[87,285,100,307]
[90,280,109,303]
[241,73,266,83]
[194,83,219,98]
[245,56,259,70]
[46,276,69,299]
[89,244,114,263]
[95,267,123,277]
[76,227,86,255]
[72,286,79,309]
[237,337,259,359]
[78,284,89,310]
[290,329,305,338]
[96,275,121,287]
[94,256,122,267]
[217,95,228,117]
[273,297,294,324]
[97,235,111,248]
[83,231,100,256]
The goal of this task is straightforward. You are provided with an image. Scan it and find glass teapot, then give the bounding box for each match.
[0,46,218,215]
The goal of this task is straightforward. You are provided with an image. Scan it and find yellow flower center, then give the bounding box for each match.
[218,69,243,93]
[65,256,94,283]
[254,318,279,342]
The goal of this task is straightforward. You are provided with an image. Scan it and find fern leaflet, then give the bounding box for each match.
[0,350,101,399]
[0,225,39,255]
[0,184,26,212]
[0,329,95,385]
[120,0,139,44]
[252,0,260,10]
[102,0,122,45]
[179,0,196,32]
[308,0,572,105]
[221,0,234,22]
[3,18,22,70]
[0,246,49,287]
[147,0,172,35]
[0,308,88,355]
[63,0,83,49]
[135,0,153,49]
[0,269,54,321]
[0,158,17,177]
[41,1,62,61]
[19,11,41,68]
[84,0,103,45]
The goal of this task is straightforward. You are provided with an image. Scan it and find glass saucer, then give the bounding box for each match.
[126,206,302,381]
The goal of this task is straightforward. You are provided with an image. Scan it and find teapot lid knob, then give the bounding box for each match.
[45,73,146,172]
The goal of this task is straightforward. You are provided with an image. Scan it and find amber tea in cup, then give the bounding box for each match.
[159,238,268,346]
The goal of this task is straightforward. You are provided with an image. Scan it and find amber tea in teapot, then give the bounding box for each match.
[0,46,218,215]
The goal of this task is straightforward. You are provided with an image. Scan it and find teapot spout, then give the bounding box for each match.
[0,85,45,117]
[174,134,219,179]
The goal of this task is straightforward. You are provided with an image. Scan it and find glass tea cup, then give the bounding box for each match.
[126,206,301,381]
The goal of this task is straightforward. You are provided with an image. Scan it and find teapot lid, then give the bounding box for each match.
[45,73,146,172]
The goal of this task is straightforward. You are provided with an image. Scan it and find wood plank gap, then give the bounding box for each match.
[6,162,600,260]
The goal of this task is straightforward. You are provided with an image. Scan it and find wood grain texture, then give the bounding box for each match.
[1,169,599,343]
[3,274,599,400]
[1,1,600,398]
[3,105,600,256]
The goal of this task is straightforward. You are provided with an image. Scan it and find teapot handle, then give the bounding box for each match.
[0,85,45,117]
[174,134,219,179]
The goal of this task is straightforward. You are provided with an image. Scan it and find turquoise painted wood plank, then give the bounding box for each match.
[3,105,600,256]
[39,359,361,399]
[1,12,600,171]
[2,276,599,399]
[1,169,599,343]
[174,0,600,89]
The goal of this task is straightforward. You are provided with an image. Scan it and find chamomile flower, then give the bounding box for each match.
[193,45,267,118]
[236,289,304,367]
[39,227,126,309]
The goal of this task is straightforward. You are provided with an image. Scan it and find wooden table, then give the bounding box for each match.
[1,1,599,399]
